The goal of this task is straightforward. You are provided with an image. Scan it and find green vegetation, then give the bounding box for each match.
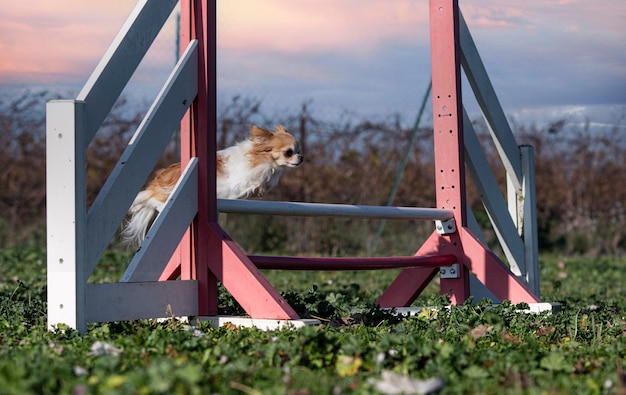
[1,246,625,394]
[2,93,625,393]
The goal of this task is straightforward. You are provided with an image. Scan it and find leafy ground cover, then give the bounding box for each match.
[1,245,626,394]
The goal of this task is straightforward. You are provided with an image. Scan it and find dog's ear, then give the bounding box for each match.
[250,125,272,143]
[274,125,288,135]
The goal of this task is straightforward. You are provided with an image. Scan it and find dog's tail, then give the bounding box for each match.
[120,191,159,248]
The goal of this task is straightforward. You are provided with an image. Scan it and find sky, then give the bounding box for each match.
[1,0,625,129]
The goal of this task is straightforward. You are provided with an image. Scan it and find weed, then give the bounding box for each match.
[1,248,626,394]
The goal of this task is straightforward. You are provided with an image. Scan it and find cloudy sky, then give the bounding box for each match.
[1,0,624,128]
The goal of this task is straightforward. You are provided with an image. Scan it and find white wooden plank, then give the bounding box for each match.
[463,109,526,276]
[521,146,540,296]
[459,10,522,190]
[46,100,88,333]
[77,0,178,146]
[85,281,198,323]
[122,159,198,282]
[507,174,522,233]
[217,200,454,221]
[85,41,198,277]
[498,151,540,296]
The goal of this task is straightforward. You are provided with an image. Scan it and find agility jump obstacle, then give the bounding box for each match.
[47,0,541,333]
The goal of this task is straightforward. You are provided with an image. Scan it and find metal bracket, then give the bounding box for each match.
[435,218,456,234]
[440,263,460,279]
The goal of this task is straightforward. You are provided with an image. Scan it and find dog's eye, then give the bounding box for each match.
[284,149,294,157]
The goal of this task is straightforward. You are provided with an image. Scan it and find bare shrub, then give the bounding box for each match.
[2,92,625,256]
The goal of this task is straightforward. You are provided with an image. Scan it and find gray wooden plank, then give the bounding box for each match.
[122,158,198,282]
[217,200,454,220]
[86,281,198,323]
[463,109,526,276]
[85,41,198,276]
[77,0,179,146]
[459,10,522,190]
[521,146,540,296]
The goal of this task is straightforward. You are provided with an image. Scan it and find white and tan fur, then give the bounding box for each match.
[121,124,303,247]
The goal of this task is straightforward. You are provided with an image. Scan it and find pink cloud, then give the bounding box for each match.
[0,0,139,83]
[463,0,625,35]
[217,0,429,53]
[0,0,623,86]
[461,5,527,29]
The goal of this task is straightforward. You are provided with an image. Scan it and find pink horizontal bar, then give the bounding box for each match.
[249,254,457,271]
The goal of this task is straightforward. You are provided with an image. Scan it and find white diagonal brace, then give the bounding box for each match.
[85,40,198,277]
[459,9,522,190]
[121,158,198,282]
[463,108,526,276]
[77,0,179,147]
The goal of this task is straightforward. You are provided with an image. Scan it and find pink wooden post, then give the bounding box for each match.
[179,0,220,315]
[378,0,539,307]
[429,0,471,303]
[181,0,298,319]
[378,0,469,306]
[160,0,219,313]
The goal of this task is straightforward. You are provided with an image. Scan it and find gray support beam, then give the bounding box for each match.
[459,10,522,190]
[122,159,198,282]
[217,199,454,221]
[85,41,198,277]
[77,0,179,146]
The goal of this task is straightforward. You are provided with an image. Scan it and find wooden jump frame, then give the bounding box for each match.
[46,0,540,333]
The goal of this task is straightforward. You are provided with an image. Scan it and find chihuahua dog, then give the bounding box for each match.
[121,124,303,247]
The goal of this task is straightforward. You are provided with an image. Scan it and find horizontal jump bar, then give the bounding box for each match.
[249,254,457,271]
[217,199,454,221]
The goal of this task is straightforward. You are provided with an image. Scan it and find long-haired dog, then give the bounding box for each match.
[121,124,303,247]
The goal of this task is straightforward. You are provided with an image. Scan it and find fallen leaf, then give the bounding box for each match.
[417,308,438,320]
[222,322,239,332]
[470,324,493,341]
[503,332,522,345]
[336,355,362,377]
[229,381,262,395]
[536,326,555,337]
[367,371,445,395]
[88,341,123,357]
[73,366,88,376]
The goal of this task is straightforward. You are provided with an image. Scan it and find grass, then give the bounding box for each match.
[1,245,626,394]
